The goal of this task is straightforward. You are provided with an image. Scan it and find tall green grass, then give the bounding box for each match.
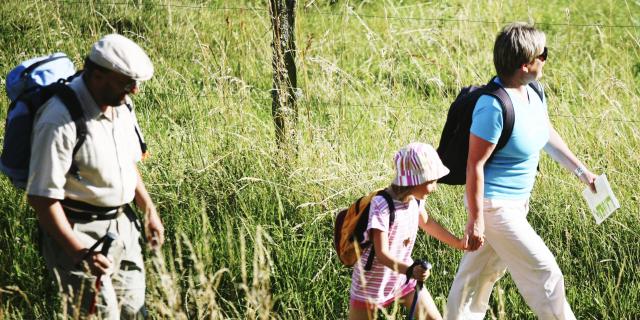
[0,0,639,319]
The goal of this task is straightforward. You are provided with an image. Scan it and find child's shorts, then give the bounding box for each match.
[350,281,417,310]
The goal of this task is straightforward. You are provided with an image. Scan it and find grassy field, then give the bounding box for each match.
[0,0,639,319]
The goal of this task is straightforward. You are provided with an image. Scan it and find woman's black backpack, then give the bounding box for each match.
[436,78,543,185]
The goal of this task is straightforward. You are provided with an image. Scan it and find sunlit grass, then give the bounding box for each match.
[0,0,639,319]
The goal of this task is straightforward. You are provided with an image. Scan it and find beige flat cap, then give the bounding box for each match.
[89,34,154,81]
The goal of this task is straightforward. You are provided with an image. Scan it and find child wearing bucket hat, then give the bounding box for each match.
[349,142,465,320]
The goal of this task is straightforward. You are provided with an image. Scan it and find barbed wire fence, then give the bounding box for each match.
[28,1,640,125]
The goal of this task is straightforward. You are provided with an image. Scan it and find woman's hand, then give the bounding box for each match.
[463,217,485,251]
[579,168,597,193]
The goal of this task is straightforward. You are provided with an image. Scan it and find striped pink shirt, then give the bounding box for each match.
[350,195,424,307]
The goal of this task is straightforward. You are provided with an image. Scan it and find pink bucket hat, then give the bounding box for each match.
[392,142,450,186]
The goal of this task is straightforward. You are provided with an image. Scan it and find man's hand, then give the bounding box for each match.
[145,208,164,249]
[134,167,164,249]
[74,249,113,275]
[463,217,485,251]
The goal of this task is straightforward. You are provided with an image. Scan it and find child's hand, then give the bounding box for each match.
[412,265,431,282]
[456,237,467,251]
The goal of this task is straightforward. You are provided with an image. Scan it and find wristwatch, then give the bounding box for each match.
[573,166,586,177]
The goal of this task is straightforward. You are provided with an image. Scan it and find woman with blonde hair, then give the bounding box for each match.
[446,23,597,320]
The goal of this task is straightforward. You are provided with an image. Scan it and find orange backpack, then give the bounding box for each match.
[334,189,395,270]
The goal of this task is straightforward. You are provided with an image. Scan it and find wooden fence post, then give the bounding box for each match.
[269,0,298,151]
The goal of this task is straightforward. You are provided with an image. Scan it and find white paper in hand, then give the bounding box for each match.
[581,174,620,224]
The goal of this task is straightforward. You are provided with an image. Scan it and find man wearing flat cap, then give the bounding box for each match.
[27,34,164,319]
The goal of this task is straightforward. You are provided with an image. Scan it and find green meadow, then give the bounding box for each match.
[0,0,639,319]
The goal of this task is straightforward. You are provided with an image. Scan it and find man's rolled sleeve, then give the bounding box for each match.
[27,121,75,199]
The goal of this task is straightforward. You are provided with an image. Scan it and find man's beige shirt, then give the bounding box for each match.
[27,76,143,207]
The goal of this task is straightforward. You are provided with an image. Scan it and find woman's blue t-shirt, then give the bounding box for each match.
[469,79,550,199]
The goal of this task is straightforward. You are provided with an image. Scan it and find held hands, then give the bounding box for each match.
[463,217,485,251]
[455,237,467,251]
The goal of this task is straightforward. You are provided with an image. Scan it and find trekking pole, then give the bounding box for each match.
[88,232,117,316]
[407,260,432,320]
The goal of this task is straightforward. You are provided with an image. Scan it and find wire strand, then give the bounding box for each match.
[153,93,640,123]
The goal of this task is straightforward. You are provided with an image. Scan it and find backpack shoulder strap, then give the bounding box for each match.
[45,82,87,178]
[363,189,396,271]
[125,103,148,156]
[528,81,544,103]
[483,79,514,151]
[376,189,396,225]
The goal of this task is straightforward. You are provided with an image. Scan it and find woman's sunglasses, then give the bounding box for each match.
[537,47,548,62]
